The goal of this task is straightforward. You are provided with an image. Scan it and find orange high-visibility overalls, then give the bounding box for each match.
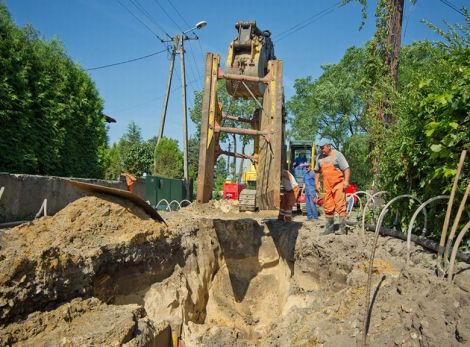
[320,150,346,218]
[123,173,137,193]
[278,170,300,222]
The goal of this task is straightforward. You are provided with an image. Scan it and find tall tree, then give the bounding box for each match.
[104,122,156,178]
[153,138,184,178]
[0,2,107,178]
[287,46,367,151]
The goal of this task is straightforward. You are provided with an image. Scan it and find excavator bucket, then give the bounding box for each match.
[225,21,275,99]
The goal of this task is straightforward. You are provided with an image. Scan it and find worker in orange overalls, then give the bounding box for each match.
[314,143,350,235]
[123,173,137,193]
[278,167,300,222]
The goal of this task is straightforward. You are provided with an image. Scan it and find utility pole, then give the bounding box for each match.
[157,21,207,200]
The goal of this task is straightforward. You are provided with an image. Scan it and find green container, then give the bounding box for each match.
[145,176,188,210]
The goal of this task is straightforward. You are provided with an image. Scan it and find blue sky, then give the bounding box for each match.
[5,0,468,146]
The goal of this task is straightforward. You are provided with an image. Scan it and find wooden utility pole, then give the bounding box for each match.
[158,21,207,200]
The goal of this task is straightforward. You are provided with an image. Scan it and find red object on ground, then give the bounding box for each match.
[297,195,306,203]
[345,184,358,204]
[223,183,246,200]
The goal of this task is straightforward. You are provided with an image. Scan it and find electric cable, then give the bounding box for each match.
[167,0,191,28]
[187,41,203,89]
[109,77,202,114]
[154,0,184,32]
[129,0,171,38]
[274,1,342,42]
[173,64,195,110]
[439,0,465,16]
[403,0,417,40]
[86,49,168,71]
[115,0,163,41]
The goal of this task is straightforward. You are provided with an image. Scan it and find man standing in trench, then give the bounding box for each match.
[314,143,350,235]
[278,166,299,222]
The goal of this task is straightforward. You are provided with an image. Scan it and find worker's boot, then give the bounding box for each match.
[335,216,347,235]
[321,217,335,235]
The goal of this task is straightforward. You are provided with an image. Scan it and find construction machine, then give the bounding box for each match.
[197,20,285,211]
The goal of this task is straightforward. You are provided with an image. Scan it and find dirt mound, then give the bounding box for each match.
[0,195,170,330]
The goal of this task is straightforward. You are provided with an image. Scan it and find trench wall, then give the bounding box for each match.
[0,173,146,222]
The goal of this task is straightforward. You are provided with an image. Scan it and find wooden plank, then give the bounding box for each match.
[65,179,165,223]
[256,60,285,210]
[196,53,220,203]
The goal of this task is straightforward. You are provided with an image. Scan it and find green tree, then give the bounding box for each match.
[153,138,183,178]
[286,46,366,150]
[188,135,199,182]
[214,157,228,194]
[104,122,156,178]
[0,2,107,178]
[379,15,470,200]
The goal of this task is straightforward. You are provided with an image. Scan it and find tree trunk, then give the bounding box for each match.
[387,0,404,89]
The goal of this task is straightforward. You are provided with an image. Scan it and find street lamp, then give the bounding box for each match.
[157,21,207,201]
[182,20,206,35]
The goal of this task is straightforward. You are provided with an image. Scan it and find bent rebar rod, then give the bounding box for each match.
[447,221,470,284]
[35,199,48,218]
[169,200,182,210]
[180,199,192,208]
[156,199,171,212]
[363,194,421,347]
[406,195,449,266]
[438,150,467,277]
[348,191,373,226]
[443,182,470,273]
[346,193,363,222]
[361,191,388,237]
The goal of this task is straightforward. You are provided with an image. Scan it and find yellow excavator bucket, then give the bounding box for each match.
[225,21,275,98]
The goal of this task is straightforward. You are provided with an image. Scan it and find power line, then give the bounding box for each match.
[187,41,203,89]
[109,77,203,114]
[129,0,170,38]
[115,0,163,41]
[438,0,465,16]
[403,0,417,40]
[86,49,167,71]
[154,0,183,32]
[274,2,342,43]
[167,0,191,28]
